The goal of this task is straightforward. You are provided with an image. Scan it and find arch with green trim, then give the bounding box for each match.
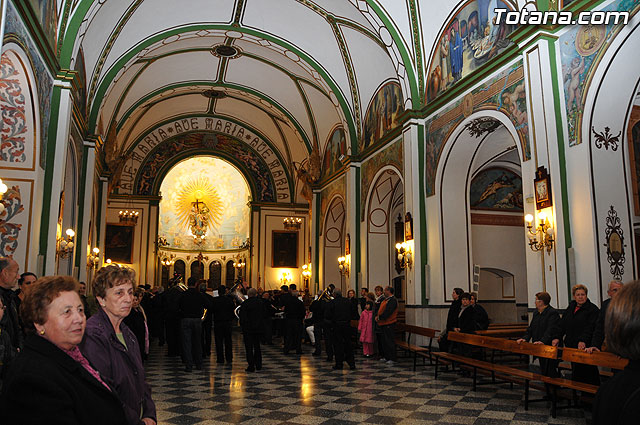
[124,114,295,199]
[129,131,290,203]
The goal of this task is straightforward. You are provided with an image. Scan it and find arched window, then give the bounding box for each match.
[191,261,204,281]
[226,260,235,286]
[174,260,186,281]
[209,261,221,288]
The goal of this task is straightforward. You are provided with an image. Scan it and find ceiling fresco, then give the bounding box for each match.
[158,156,250,251]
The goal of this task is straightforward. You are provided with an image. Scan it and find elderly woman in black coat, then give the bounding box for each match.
[553,284,600,384]
[592,281,640,425]
[0,276,126,425]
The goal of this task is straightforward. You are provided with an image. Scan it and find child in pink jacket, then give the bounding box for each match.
[358,301,375,356]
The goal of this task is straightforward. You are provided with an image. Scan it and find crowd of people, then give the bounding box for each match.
[0,252,638,424]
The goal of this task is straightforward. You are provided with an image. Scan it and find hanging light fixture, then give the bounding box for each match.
[283,216,302,230]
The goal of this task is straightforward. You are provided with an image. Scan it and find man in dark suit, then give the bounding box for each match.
[325,289,356,370]
[283,288,305,354]
[517,291,561,377]
[163,275,185,357]
[179,277,205,372]
[211,285,235,364]
[200,281,215,357]
[587,280,623,353]
[239,288,266,372]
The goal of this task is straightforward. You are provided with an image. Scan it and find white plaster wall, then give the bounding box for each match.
[471,224,527,303]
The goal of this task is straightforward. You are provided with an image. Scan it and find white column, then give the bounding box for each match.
[77,142,96,283]
[345,161,359,291]
[98,177,108,264]
[402,121,423,306]
[522,39,568,308]
[44,83,74,275]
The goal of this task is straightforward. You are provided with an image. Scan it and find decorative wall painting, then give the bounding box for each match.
[105,224,135,264]
[361,82,404,152]
[322,127,346,179]
[27,0,59,50]
[470,167,523,212]
[426,0,516,102]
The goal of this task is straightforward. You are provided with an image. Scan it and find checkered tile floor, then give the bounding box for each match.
[145,329,590,424]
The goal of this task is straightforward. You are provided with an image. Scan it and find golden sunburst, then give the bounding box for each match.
[175,177,224,232]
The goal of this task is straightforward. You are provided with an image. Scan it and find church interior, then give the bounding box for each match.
[0,0,639,423]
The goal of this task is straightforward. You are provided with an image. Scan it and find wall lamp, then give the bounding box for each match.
[160,253,176,267]
[395,240,413,269]
[57,229,75,259]
[338,254,350,278]
[88,247,100,269]
[525,211,554,254]
[0,178,8,215]
[301,263,311,291]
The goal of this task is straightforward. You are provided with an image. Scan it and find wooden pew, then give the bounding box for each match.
[488,323,528,329]
[476,328,528,338]
[541,347,628,417]
[432,332,559,412]
[395,323,440,371]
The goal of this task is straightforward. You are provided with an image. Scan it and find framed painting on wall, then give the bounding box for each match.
[534,166,552,210]
[104,223,135,264]
[272,231,298,268]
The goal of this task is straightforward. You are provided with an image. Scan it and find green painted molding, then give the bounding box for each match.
[84,25,357,152]
[546,39,573,293]
[38,85,63,268]
[408,0,425,106]
[354,166,361,287]
[73,143,91,268]
[417,124,427,305]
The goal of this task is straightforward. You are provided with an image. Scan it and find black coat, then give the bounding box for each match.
[239,297,266,334]
[457,306,476,333]
[349,297,360,319]
[591,298,610,349]
[593,360,640,425]
[325,296,352,324]
[211,294,236,322]
[309,299,325,324]
[201,292,215,325]
[559,299,600,348]
[284,296,306,320]
[473,304,490,331]
[522,305,561,345]
[446,299,462,331]
[123,307,147,361]
[0,334,127,425]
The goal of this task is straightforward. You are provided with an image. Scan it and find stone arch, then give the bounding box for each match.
[322,195,345,292]
[0,45,41,270]
[434,110,528,304]
[576,18,640,299]
[365,165,403,289]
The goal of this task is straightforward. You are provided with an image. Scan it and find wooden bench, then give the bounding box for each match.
[489,323,528,329]
[395,323,440,371]
[476,328,528,338]
[541,347,628,417]
[432,332,559,412]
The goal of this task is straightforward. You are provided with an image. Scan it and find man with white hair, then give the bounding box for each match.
[0,257,22,352]
[587,280,623,353]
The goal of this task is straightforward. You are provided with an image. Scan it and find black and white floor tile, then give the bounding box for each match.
[145,330,590,424]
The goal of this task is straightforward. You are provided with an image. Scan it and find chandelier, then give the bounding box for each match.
[283,216,302,230]
[119,208,139,225]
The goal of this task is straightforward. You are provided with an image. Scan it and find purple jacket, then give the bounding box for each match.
[80,308,156,425]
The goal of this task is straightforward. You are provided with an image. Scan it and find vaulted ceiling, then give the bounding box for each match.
[66,0,425,195]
